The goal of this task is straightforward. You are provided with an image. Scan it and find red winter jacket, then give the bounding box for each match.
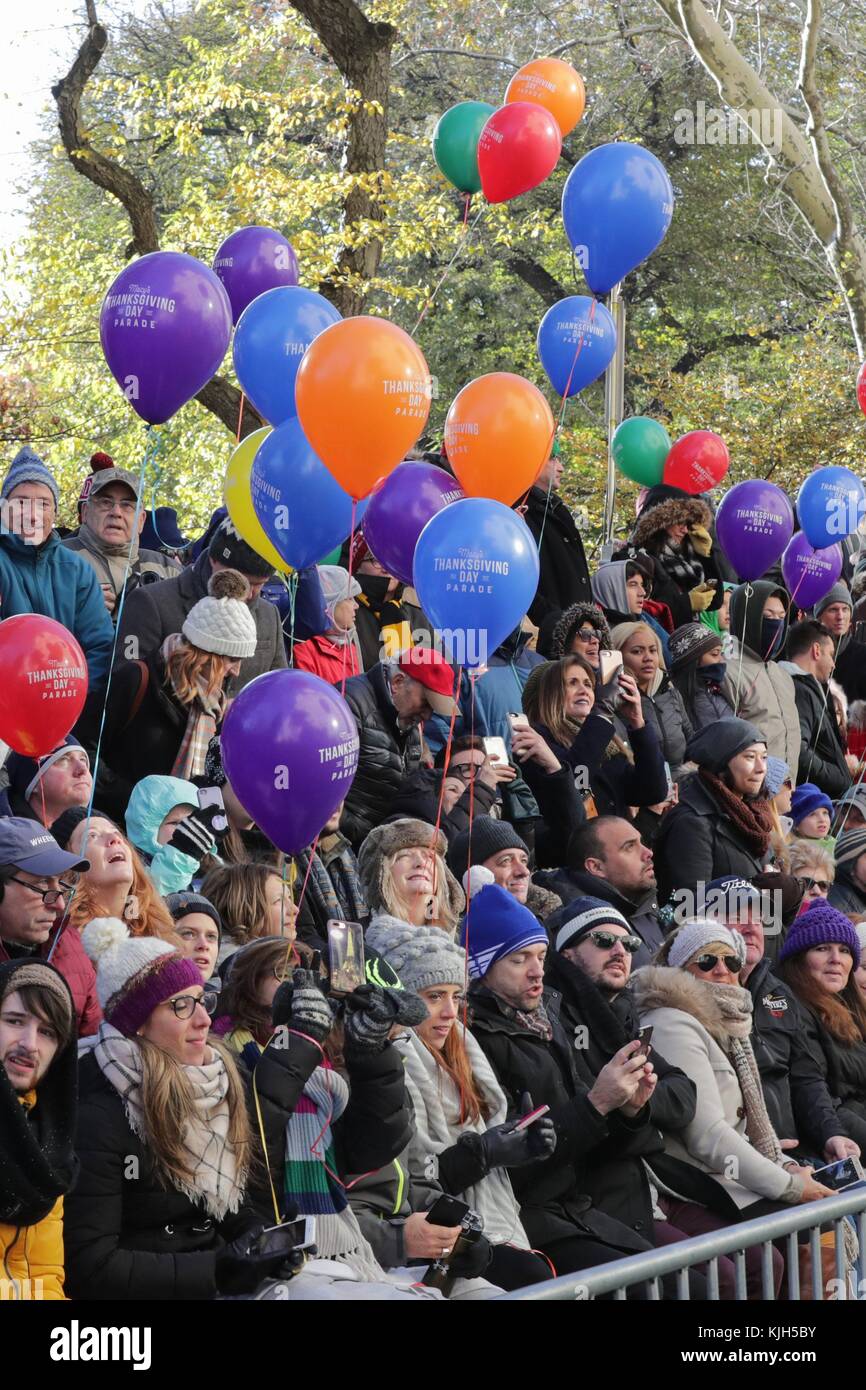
[0,923,102,1037]
[293,634,360,685]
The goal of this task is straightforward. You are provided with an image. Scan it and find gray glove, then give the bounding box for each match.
[343,983,428,1054]
[272,969,334,1043]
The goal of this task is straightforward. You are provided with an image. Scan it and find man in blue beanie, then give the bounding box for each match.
[0,447,113,688]
[463,875,707,1295]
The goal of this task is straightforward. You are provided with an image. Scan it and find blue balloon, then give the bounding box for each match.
[233,286,340,425]
[413,499,540,671]
[797,466,866,549]
[251,418,368,570]
[537,296,616,397]
[561,143,674,296]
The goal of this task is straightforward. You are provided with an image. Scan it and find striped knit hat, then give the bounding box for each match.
[833,826,866,869]
[81,918,201,1036]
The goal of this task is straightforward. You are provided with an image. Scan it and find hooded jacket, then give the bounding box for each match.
[522,485,593,626]
[0,530,114,688]
[619,494,722,628]
[123,774,207,896]
[791,671,851,798]
[0,961,78,1300]
[631,965,796,1209]
[340,665,424,849]
[590,561,673,664]
[63,525,179,619]
[722,581,801,767]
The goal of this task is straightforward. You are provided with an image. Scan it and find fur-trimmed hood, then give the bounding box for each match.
[632,496,712,550]
[550,601,612,660]
[630,964,753,1047]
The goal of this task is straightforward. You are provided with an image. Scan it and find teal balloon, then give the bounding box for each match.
[612,417,671,486]
[433,102,496,194]
[318,545,343,566]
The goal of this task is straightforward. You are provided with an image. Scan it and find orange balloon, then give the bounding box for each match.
[505,58,586,137]
[444,373,555,505]
[295,316,432,500]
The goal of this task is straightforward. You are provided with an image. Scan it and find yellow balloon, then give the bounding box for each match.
[223,426,293,576]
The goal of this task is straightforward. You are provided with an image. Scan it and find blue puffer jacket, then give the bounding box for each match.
[0,532,114,688]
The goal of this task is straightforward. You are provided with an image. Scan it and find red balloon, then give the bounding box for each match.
[858,360,866,416]
[663,430,729,494]
[477,102,562,204]
[0,616,88,757]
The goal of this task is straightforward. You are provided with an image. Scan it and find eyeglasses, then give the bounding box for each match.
[798,877,831,894]
[586,929,643,954]
[89,495,137,513]
[449,761,484,782]
[7,876,77,906]
[574,629,600,644]
[694,953,741,973]
[163,990,218,1019]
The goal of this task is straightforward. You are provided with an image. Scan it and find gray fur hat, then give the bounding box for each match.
[357,818,465,917]
[365,919,465,993]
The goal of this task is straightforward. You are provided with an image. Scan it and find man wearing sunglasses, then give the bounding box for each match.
[0,818,100,1037]
[706,874,859,1169]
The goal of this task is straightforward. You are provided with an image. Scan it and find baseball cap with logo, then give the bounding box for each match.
[79,467,141,507]
[0,818,90,877]
[396,647,458,717]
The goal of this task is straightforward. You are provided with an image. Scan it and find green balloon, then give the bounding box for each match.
[612,417,671,486]
[432,101,496,195]
[317,545,343,566]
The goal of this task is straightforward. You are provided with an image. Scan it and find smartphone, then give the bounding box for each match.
[482,735,508,765]
[636,1025,654,1057]
[598,649,624,703]
[248,1217,317,1259]
[425,1194,471,1227]
[810,1157,865,1191]
[197,784,228,835]
[327,919,365,997]
[507,711,529,731]
[513,1103,550,1131]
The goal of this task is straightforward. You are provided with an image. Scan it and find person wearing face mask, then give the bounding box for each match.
[667,622,735,731]
[124,775,221,897]
[653,719,774,903]
[723,580,801,768]
[349,534,414,670]
[292,565,363,683]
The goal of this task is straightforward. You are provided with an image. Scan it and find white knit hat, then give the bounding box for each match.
[181,568,257,659]
[81,917,201,1036]
[667,918,747,971]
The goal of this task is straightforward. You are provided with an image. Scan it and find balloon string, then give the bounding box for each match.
[48,424,158,963]
[286,571,299,667]
[146,429,186,555]
[341,499,359,699]
[732,585,751,716]
[236,392,246,444]
[412,204,486,337]
[431,664,463,845]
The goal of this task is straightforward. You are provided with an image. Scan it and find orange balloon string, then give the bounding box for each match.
[431,665,463,846]
[235,392,246,444]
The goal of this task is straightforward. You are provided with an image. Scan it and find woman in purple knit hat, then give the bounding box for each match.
[777,903,866,1156]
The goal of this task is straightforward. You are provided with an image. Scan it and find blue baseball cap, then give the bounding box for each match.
[0,818,89,877]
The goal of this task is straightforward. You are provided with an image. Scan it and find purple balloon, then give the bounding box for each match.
[221,670,358,855]
[715,480,794,581]
[362,463,465,586]
[781,532,843,609]
[100,252,232,425]
[213,226,300,324]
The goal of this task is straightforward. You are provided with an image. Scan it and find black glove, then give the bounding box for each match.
[271,969,334,1043]
[447,1231,493,1280]
[214,1225,290,1296]
[342,983,428,1054]
[479,1091,557,1171]
[168,808,223,863]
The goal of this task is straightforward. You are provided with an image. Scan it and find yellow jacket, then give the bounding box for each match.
[0,1091,66,1300]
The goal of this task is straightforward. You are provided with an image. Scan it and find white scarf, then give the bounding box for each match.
[92,1022,246,1221]
[397,1028,530,1248]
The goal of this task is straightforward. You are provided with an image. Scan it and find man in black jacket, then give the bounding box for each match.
[707,874,859,1165]
[787,619,853,797]
[340,648,458,850]
[538,816,664,966]
[521,444,592,629]
[463,882,707,1293]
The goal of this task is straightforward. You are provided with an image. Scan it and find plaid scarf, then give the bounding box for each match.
[301,835,368,926]
[699,769,773,859]
[162,632,225,780]
[92,1021,246,1220]
[657,537,704,591]
[493,991,554,1041]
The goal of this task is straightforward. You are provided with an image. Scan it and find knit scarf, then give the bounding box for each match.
[492,991,554,1041]
[699,770,773,858]
[91,1022,246,1221]
[161,632,225,780]
[708,984,784,1165]
[657,536,704,591]
[398,1029,530,1248]
[283,1062,387,1281]
[316,833,368,924]
[77,520,140,596]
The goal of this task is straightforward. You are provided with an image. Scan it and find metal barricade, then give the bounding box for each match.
[498,1188,866,1301]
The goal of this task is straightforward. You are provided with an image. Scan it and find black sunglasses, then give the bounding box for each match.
[586,929,642,955]
[694,953,741,973]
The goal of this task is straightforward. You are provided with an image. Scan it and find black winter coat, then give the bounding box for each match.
[744,958,843,1155]
[653,772,770,905]
[828,864,866,916]
[791,1001,866,1152]
[522,486,592,627]
[833,635,866,705]
[638,677,694,776]
[792,672,852,798]
[78,653,190,794]
[340,664,423,849]
[385,765,498,843]
[64,1051,258,1301]
[539,868,665,969]
[467,984,656,1254]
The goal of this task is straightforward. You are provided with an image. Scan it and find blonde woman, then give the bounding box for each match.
[609,621,694,779]
[357,819,464,936]
[86,568,258,786]
[787,839,835,905]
